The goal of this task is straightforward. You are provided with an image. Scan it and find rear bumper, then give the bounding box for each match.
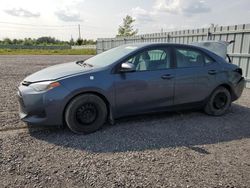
[232,77,245,101]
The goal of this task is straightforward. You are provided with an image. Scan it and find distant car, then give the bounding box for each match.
[18,43,245,134]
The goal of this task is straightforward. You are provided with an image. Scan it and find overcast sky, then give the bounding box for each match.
[0,0,250,40]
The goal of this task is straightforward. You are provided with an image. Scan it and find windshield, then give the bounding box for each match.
[84,45,138,67]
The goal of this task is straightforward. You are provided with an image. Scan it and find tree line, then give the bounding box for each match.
[0,37,96,46]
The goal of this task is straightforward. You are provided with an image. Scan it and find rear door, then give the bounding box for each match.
[114,46,176,116]
[174,47,218,105]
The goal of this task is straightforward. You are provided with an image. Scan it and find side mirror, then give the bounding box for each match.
[120,62,135,72]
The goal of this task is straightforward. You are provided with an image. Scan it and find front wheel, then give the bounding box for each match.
[204,87,232,116]
[65,94,107,134]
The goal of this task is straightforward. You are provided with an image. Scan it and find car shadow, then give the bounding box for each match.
[29,103,250,153]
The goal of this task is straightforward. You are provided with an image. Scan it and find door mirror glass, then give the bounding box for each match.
[120,62,136,72]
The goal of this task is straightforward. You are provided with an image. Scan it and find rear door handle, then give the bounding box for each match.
[161,74,174,80]
[208,70,217,75]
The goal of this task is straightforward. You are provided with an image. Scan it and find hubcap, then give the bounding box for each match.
[76,103,97,125]
[213,92,228,110]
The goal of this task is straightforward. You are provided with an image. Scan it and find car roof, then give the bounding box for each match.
[119,42,222,61]
[121,42,200,49]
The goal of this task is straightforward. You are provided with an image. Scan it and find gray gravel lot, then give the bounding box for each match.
[0,55,250,187]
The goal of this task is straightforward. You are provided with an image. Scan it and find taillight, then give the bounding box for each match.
[234,68,242,76]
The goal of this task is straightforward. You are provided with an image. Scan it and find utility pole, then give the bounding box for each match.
[78,24,81,39]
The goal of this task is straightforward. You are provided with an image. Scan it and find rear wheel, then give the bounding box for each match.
[65,94,107,134]
[204,87,232,116]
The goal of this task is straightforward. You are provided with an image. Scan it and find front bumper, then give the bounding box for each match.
[18,84,70,126]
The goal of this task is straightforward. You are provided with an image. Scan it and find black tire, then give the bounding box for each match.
[204,87,232,116]
[65,94,107,134]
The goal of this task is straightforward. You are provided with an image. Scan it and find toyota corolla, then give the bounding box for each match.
[18,43,245,134]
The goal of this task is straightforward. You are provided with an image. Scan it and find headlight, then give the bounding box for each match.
[29,81,61,92]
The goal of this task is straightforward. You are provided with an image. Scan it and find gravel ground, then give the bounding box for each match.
[0,55,250,187]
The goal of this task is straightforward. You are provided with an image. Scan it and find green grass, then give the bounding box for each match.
[0,49,96,55]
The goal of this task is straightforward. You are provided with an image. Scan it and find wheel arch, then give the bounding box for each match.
[218,83,232,94]
[215,83,237,101]
[62,91,113,128]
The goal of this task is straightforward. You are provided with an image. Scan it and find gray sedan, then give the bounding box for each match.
[18,43,245,134]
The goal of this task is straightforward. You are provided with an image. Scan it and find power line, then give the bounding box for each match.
[0,27,114,35]
[0,21,102,29]
[0,21,77,28]
[0,25,78,30]
[0,21,114,39]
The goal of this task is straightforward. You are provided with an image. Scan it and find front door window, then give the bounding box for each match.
[127,48,171,71]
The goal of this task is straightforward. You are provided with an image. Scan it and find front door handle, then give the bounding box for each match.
[208,70,217,75]
[161,74,174,80]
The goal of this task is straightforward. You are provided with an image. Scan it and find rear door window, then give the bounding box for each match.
[175,48,206,68]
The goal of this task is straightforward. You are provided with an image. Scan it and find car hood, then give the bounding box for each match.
[24,61,93,83]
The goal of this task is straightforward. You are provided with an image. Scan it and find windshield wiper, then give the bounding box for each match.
[76,60,93,67]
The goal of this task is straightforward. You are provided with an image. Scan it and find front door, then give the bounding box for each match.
[114,47,175,117]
